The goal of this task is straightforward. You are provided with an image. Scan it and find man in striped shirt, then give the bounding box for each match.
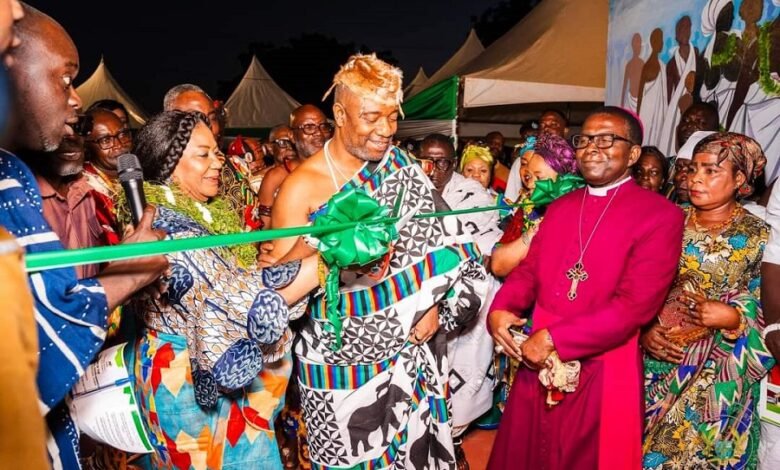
[3,4,166,467]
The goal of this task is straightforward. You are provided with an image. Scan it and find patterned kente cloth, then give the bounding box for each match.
[643,208,776,470]
[130,203,309,469]
[297,147,489,469]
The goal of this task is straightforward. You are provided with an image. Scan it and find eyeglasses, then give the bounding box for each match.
[86,129,132,150]
[416,156,454,171]
[571,133,634,149]
[272,138,294,149]
[293,122,334,135]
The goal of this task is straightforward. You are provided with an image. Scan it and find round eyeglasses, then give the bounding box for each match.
[294,122,334,136]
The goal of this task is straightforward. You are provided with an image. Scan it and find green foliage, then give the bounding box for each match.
[118,183,258,268]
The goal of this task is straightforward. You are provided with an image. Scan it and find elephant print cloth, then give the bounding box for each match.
[297,147,490,469]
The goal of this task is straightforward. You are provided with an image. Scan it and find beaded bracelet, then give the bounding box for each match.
[722,307,748,340]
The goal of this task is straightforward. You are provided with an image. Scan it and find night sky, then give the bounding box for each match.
[28,0,500,113]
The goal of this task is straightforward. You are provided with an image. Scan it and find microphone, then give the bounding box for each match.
[117,153,146,226]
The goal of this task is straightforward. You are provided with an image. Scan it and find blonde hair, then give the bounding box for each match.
[459,145,494,172]
[324,53,404,116]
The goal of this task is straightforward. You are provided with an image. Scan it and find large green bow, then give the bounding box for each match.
[313,187,398,349]
[529,174,585,208]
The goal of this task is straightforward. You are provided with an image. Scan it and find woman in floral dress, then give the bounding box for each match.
[129,110,321,469]
[641,133,775,469]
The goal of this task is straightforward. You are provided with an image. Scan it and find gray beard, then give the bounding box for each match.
[345,142,387,163]
[56,162,83,177]
[38,130,59,153]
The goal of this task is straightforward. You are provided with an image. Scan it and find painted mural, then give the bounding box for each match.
[607,0,780,180]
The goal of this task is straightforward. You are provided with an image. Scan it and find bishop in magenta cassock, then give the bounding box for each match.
[488,108,685,470]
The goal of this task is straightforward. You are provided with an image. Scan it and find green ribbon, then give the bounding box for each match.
[529,174,585,208]
[314,188,397,268]
[26,201,527,273]
[312,188,398,349]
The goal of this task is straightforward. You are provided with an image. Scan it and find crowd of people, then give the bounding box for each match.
[1,2,780,470]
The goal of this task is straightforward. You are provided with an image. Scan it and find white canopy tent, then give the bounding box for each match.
[404,67,428,98]
[396,30,484,139]
[460,0,608,108]
[421,28,484,93]
[76,57,148,128]
[225,56,301,132]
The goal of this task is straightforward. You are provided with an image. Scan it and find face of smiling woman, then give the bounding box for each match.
[171,121,224,202]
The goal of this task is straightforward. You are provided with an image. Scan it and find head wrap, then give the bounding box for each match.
[227,135,247,157]
[702,0,732,36]
[505,136,539,201]
[532,133,577,175]
[693,132,767,197]
[459,144,494,172]
[515,135,537,160]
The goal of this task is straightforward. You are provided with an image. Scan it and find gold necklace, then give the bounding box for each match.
[689,205,742,233]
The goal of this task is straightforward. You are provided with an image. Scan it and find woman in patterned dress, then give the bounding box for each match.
[641,133,775,469]
[129,111,321,469]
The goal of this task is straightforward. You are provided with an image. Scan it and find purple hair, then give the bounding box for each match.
[533,133,577,175]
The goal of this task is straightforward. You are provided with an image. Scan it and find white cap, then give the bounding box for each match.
[676,131,717,161]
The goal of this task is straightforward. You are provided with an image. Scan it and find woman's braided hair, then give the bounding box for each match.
[134,110,209,183]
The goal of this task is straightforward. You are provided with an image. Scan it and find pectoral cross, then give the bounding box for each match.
[566,262,588,301]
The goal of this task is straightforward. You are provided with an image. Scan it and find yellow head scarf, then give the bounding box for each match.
[459,145,494,172]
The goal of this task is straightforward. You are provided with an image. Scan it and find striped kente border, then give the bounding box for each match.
[298,355,397,391]
[356,148,413,194]
[310,242,480,321]
[309,148,411,221]
[428,396,449,424]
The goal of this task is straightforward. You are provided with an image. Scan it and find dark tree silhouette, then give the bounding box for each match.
[471,0,540,47]
[218,33,398,108]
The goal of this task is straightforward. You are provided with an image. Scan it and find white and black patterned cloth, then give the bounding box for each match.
[440,172,504,430]
[297,147,489,469]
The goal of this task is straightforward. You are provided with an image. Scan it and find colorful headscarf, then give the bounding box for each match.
[693,132,767,197]
[533,133,577,175]
[459,144,494,172]
[505,136,537,203]
[515,135,537,160]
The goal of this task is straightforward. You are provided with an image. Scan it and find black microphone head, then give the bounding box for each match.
[117,153,143,182]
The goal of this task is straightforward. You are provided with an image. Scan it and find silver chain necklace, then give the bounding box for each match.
[566,184,622,301]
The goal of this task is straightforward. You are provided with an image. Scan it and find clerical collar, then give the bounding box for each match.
[587,176,632,197]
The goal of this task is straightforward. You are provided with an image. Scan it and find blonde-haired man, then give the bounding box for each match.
[269,53,488,468]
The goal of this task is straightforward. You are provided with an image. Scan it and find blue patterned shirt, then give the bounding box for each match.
[0,149,108,468]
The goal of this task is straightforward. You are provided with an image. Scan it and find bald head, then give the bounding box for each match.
[290,104,332,158]
[9,4,81,152]
[290,104,326,127]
